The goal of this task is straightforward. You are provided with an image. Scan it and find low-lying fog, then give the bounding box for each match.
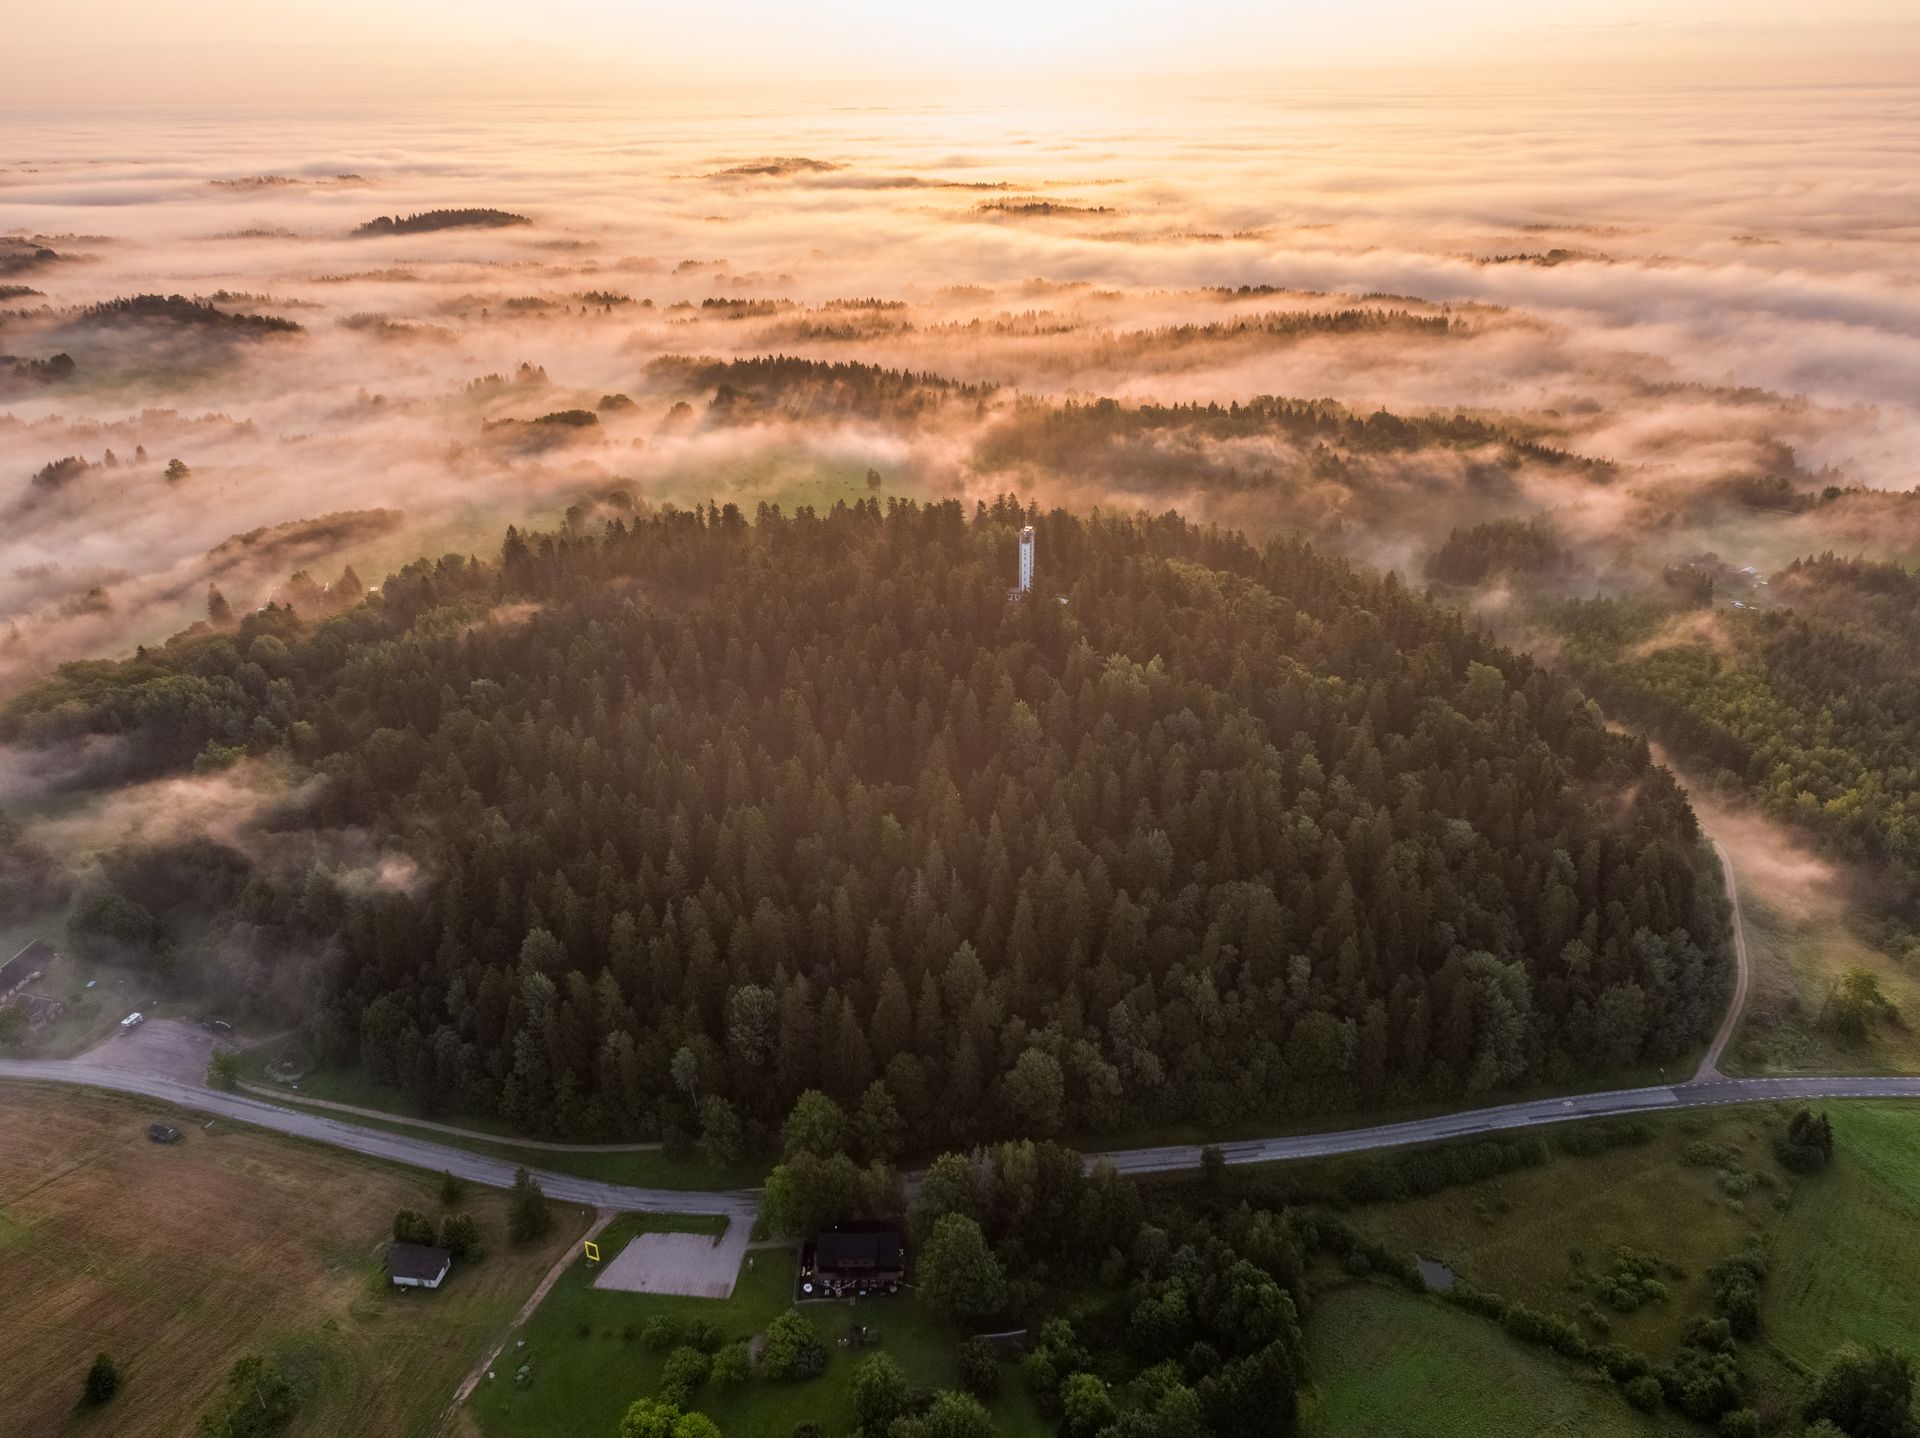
[2,86,1916,690]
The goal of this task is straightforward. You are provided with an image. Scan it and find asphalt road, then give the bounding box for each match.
[2,830,1909,1198]
[0,1059,760,1218]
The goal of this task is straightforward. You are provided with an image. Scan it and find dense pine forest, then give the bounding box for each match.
[5,499,1729,1145]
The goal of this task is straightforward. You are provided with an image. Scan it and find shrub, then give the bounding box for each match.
[762,1310,826,1379]
[659,1346,711,1405]
[440,1213,482,1261]
[640,1316,683,1351]
[957,1336,1001,1400]
[1776,1109,1835,1173]
[392,1209,435,1245]
[1623,1374,1663,1411]
[80,1353,122,1406]
[507,1168,552,1243]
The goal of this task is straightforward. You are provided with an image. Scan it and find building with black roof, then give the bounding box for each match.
[800,1221,905,1298]
[388,1242,452,1290]
[0,940,56,1002]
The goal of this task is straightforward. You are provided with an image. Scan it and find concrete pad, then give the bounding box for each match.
[593,1223,751,1299]
[78,1018,227,1086]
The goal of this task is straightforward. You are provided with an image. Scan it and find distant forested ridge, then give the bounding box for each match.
[6,500,1727,1143]
[71,294,302,335]
[351,209,531,236]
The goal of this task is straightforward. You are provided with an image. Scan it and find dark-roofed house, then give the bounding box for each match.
[0,941,56,1003]
[388,1242,452,1290]
[800,1222,906,1298]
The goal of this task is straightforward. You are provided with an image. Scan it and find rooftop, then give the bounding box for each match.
[389,1242,451,1282]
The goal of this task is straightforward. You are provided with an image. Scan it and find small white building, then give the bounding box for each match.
[389,1242,452,1290]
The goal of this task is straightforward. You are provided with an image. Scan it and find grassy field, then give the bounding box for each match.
[0,1083,587,1438]
[1768,1102,1920,1367]
[1302,1285,1693,1438]
[468,1227,1049,1438]
[1327,1099,1920,1425]
[1726,881,1920,1076]
[1342,1106,1780,1357]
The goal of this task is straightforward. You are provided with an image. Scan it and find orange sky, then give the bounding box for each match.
[7,0,1920,106]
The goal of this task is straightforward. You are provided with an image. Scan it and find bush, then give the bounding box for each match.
[440,1212,482,1261]
[81,1352,122,1406]
[1718,1409,1761,1438]
[956,1336,1002,1400]
[762,1310,826,1379]
[659,1346,711,1404]
[508,1167,552,1244]
[641,1317,683,1351]
[1623,1374,1663,1411]
[207,1051,241,1090]
[392,1209,435,1245]
[439,1170,469,1205]
[711,1342,750,1387]
[1776,1109,1835,1173]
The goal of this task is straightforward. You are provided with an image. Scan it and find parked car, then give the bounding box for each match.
[120,1011,144,1029]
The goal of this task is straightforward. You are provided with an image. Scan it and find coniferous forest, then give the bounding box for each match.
[5,498,1729,1147]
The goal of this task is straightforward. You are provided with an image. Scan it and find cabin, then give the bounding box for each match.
[0,941,56,1003]
[799,1222,906,1298]
[388,1242,452,1290]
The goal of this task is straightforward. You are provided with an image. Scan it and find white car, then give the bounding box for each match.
[120,1011,145,1029]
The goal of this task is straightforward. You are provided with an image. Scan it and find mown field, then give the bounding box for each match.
[1302,1285,1693,1438]
[1308,1099,1920,1432]
[0,1084,585,1438]
[467,1225,1049,1438]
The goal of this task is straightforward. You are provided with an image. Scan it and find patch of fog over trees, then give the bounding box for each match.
[4,499,1730,1145]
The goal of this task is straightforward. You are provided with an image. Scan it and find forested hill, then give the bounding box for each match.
[7,498,1727,1146]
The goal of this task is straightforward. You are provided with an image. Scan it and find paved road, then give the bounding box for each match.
[0,1059,759,1218]
[235,1081,666,1153]
[1091,1074,1920,1176]
[0,830,1904,1197]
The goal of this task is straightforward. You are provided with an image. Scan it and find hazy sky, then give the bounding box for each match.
[8,0,1920,105]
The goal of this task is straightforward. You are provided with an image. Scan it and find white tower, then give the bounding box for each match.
[1018,526,1035,593]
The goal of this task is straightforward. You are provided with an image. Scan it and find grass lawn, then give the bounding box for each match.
[468,1232,1048,1438]
[1302,1284,1693,1438]
[0,1083,586,1438]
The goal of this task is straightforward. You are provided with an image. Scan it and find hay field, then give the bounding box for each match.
[0,1083,584,1438]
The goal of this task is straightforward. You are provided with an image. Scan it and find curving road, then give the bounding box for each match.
[1,832,1904,1198]
[0,1059,759,1217]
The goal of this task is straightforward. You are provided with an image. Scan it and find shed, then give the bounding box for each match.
[0,941,56,1002]
[389,1242,452,1290]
